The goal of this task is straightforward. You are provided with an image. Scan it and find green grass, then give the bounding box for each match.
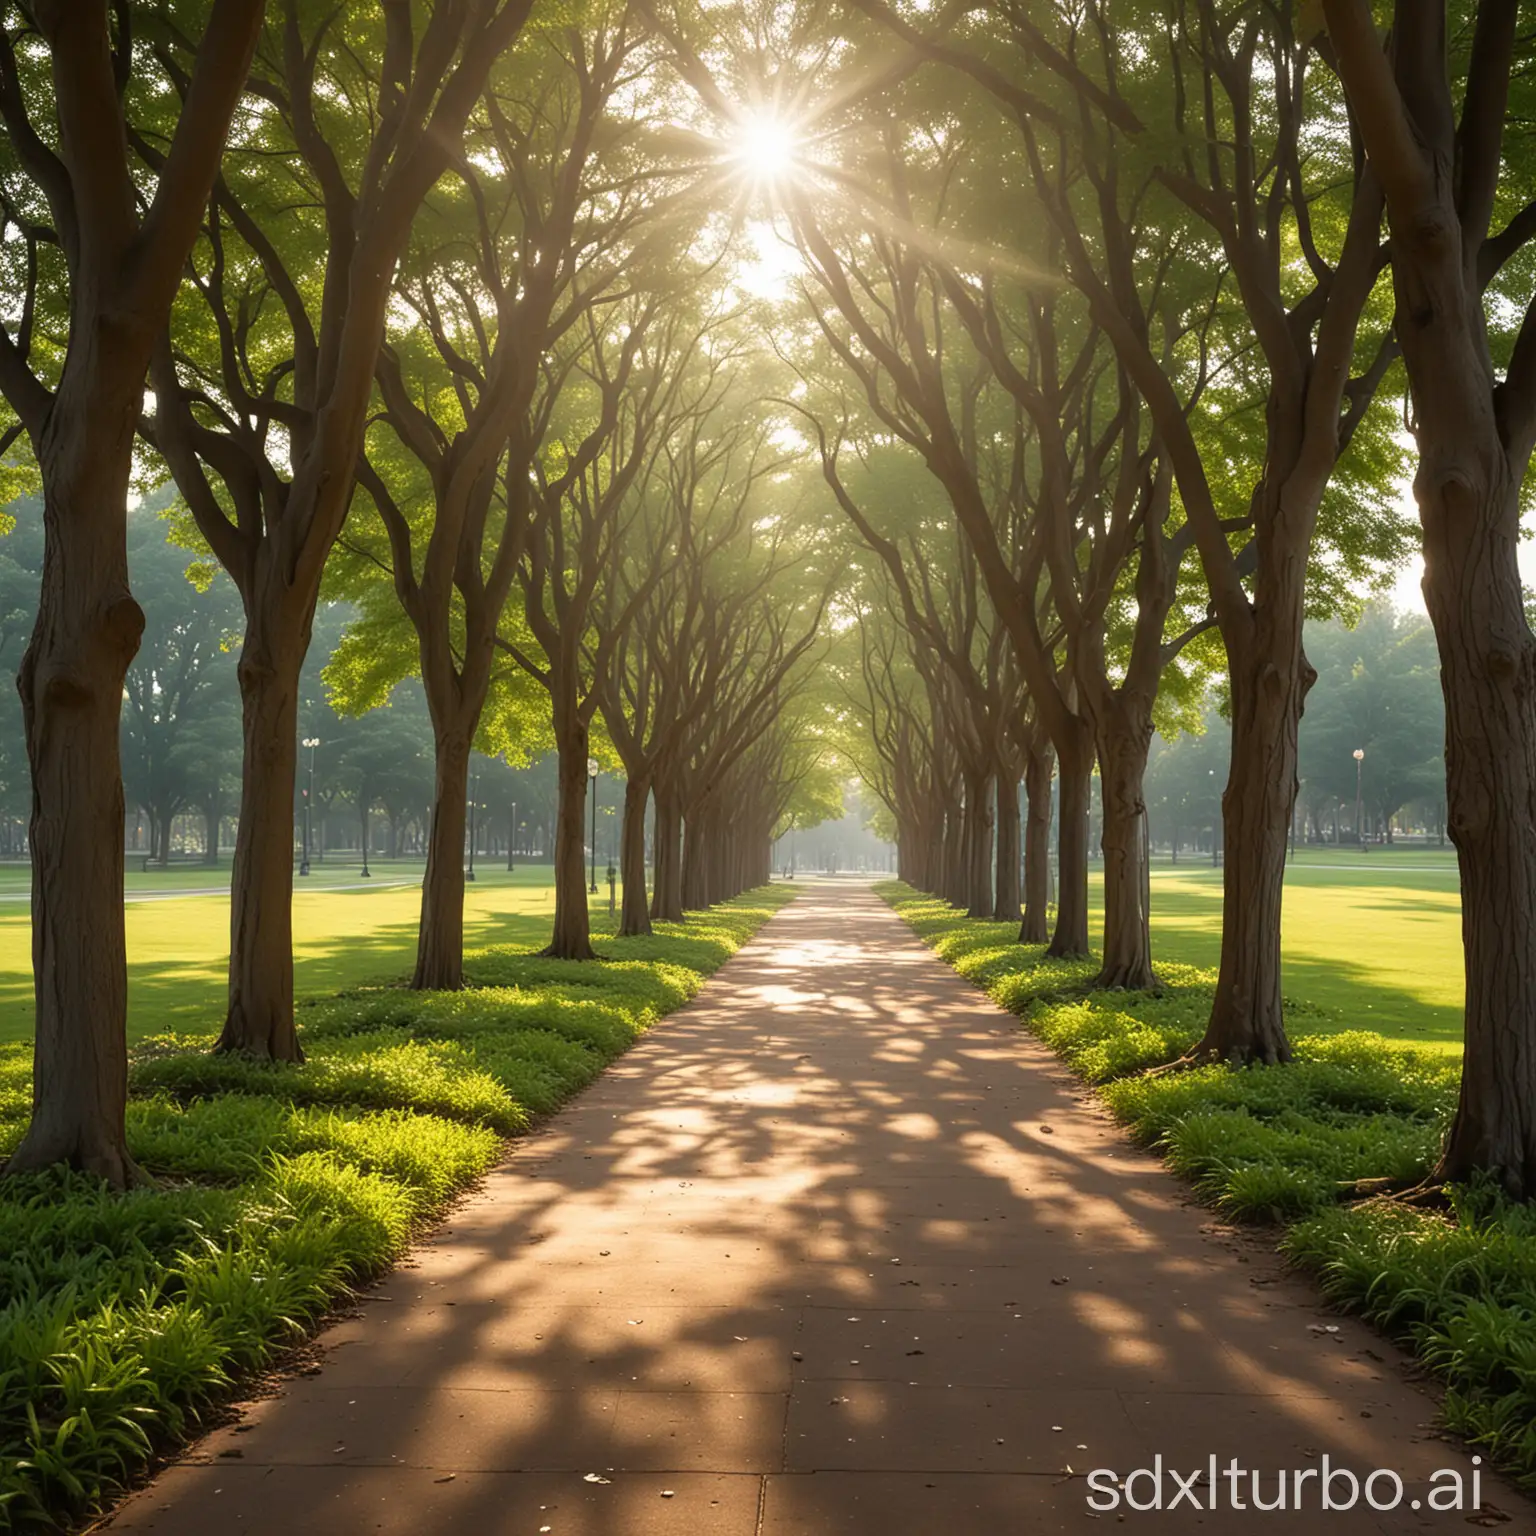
[0,862,609,1045]
[877,878,1536,1490]
[0,849,1467,1047]
[1135,848,1465,1049]
[0,882,794,1529]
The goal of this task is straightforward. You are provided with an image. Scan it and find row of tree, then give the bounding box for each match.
[779,0,1536,1195]
[0,0,838,1186]
[3,504,636,869]
[5,0,1536,1204]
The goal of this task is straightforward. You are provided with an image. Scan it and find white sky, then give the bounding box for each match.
[1385,475,1536,614]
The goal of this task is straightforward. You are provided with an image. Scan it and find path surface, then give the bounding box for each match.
[105,887,1526,1533]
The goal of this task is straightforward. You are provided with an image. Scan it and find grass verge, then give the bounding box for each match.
[0,886,794,1529]
[877,880,1536,1488]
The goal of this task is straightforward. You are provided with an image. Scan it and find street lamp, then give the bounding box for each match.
[587,758,599,894]
[507,798,517,872]
[467,766,479,882]
[1353,748,1366,847]
[300,737,320,876]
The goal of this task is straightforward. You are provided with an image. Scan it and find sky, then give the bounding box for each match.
[1386,479,1536,614]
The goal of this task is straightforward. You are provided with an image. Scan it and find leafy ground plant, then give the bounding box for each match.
[876,880,1536,1488]
[0,886,793,1529]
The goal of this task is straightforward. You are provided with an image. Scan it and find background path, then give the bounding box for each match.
[104,886,1526,1534]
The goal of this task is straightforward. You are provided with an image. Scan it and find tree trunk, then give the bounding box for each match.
[1191,633,1311,1064]
[203,792,222,866]
[1020,742,1053,944]
[963,767,994,918]
[1095,708,1157,989]
[1420,444,1536,1193]
[1048,729,1093,958]
[682,800,714,912]
[994,767,1022,922]
[414,732,469,989]
[619,775,652,936]
[546,708,596,960]
[940,795,965,907]
[651,781,683,921]
[217,639,305,1061]
[8,448,147,1183]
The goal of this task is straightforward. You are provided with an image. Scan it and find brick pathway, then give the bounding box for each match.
[104,885,1530,1534]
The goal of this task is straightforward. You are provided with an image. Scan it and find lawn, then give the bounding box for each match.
[0,861,590,1045]
[0,846,1467,1049]
[1136,846,1464,1049]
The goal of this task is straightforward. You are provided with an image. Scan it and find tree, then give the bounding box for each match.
[147,0,537,1058]
[0,0,264,1181]
[353,4,663,986]
[500,296,733,957]
[595,371,787,934]
[1324,0,1536,1193]
[872,0,1409,1054]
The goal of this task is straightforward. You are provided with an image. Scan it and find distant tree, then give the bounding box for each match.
[1146,709,1229,862]
[327,681,436,874]
[0,498,40,852]
[120,507,242,866]
[1298,605,1443,843]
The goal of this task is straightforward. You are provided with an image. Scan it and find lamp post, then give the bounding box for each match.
[507,799,517,872]
[360,792,371,879]
[467,767,479,882]
[300,737,320,875]
[1209,767,1218,866]
[587,758,599,894]
[1353,748,1365,847]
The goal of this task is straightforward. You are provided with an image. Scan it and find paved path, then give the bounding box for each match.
[105,887,1527,1534]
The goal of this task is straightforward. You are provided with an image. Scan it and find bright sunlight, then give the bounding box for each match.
[726,111,802,187]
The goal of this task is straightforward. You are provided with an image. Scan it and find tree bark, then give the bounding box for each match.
[216,637,305,1061]
[414,732,469,989]
[1020,741,1054,944]
[1048,729,1093,958]
[940,794,965,907]
[619,774,652,936]
[1425,468,1536,1193]
[963,766,995,917]
[651,780,683,920]
[546,708,596,960]
[994,767,1022,922]
[1095,706,1157,989]
[1190,629,1312,1064]
[9,446,146,1183]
